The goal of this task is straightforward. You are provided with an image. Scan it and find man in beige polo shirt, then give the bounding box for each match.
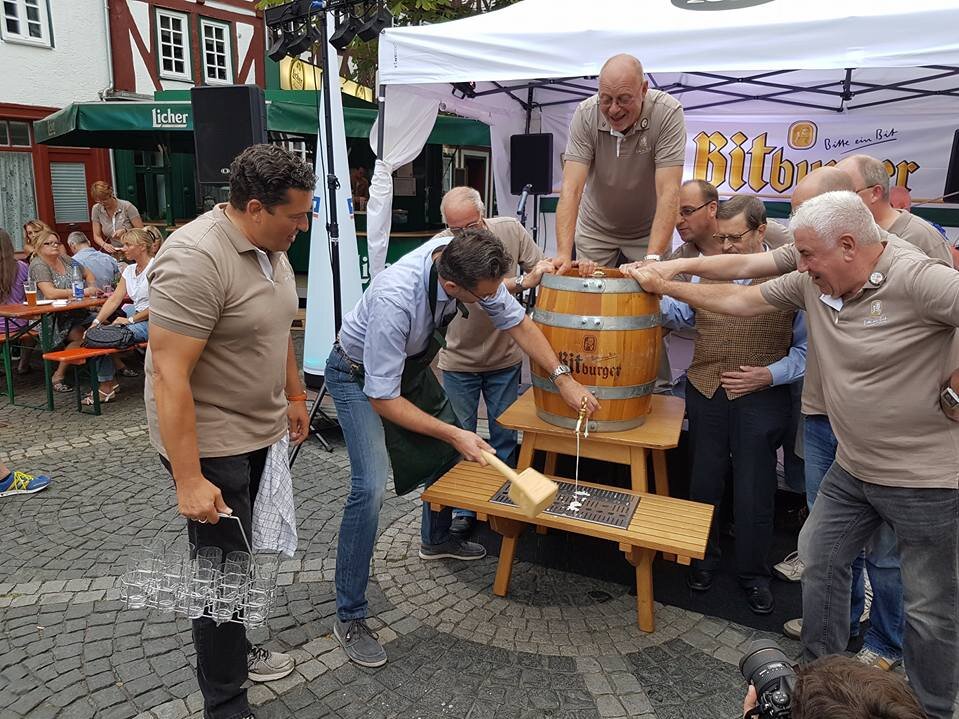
[145,145,313,719]
[554,53,685,272]
[836,154,952,264]
[627,191,959,719]
[435,187,554,535]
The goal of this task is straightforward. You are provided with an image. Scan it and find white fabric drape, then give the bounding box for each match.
[366,88,440,277]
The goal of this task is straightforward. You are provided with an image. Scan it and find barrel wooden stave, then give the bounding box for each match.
[531,269,661,431]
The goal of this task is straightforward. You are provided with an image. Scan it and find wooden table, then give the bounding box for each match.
[0,298,105,410]
[498,390,685,495]
[422,463,712,632]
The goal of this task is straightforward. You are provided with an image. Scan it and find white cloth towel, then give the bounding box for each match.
[252,434,297,557]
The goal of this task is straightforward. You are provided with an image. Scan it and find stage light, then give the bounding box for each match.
[267,26,293,62]
[286,23,322,55]
[329,14,362,51]
[451,82,477,99]
[356,3,392,42]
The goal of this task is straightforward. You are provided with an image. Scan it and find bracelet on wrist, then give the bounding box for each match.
[286,393,308,402]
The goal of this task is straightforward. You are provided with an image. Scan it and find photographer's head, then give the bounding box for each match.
[744,654,926,719]
[436,228,513,303]
[793,656,926,719]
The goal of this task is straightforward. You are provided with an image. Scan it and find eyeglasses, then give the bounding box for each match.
[712,229,755,243]
[447,219,484,234]
[463,286,496,303]
[40,240,61,247]
[679,201,711,218]
[854,185,877,195]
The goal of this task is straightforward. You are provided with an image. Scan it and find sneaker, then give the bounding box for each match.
[247,646,294,682]
[0,470,51,498]
[856,647,901,671]
[860,574,873,623]
[334,618,387,668]
[783,617,802,639]
[773,551,804,582]
[419,536,486,561]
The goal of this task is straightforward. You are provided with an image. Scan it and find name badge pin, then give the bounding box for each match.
[640,117,649,130]
[869,271,885,286]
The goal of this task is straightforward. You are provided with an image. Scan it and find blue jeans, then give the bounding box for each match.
[96,309,149,382]
[802,414,903,659]
[798,462,959,719]
[325,348,454,621]
[443,364,520,519]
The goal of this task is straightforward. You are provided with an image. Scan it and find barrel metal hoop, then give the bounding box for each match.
[535,409,645,433]
[532,308,661,331]
[531,374,655,400]
[540,274,641,294]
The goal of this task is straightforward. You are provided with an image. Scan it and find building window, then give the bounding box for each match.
[0,120,32,147]
[1,0,52,47]
[200,19,232,84]
[157,9,191,81]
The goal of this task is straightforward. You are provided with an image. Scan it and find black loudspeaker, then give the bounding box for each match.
[510,133,553,195]
[191,85,267,185]
[944,129,959,203]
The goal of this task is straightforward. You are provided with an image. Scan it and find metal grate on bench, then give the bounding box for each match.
[490,480,640,529]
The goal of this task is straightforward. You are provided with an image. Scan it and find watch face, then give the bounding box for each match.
[943,387,959,409]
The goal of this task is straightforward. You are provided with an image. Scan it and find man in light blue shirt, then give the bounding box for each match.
[326,229,598,669]
[67,231,119,289]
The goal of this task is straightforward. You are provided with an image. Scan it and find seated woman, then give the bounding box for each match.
[82,228,155,405]
[0,228,36,373]
[22,219,54,260]
[28,230,99,392]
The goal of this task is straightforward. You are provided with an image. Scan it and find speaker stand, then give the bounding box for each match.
[290,385,336,464]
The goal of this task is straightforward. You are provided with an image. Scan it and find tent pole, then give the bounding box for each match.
[162,143,174,228]
[376,83,386,161]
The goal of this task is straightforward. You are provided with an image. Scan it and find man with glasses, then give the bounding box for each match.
[435,187,555,536]
[553,53,685,273]
[326,229,598,668]
[658,195,806,614]
[837,154,951,264]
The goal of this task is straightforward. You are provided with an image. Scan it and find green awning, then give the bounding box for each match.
[35,90,490,150]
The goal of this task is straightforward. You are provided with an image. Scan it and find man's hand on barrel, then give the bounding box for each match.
[551,253,573,274]
[623,263,668,295]
[451,428,496,464]
[555,375,601,416]
[573,259,599,277]
[525,259,557,288]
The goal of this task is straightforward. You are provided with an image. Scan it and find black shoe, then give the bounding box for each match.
[686,569,713,592]
[745,585,775,615]
[450,515,475,536]
[419,536,486,561]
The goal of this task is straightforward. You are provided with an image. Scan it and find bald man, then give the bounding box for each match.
[836,155,951,263]
[554,54,685,272]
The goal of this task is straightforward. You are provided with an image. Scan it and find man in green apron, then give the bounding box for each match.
[326,229,599,669]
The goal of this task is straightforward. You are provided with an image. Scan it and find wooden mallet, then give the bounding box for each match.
[481,451,559,518]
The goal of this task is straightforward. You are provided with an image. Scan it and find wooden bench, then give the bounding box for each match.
[422,462,713,632]
[42,342,147,415]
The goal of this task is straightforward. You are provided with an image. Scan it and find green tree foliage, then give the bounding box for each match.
[259,0,521,89]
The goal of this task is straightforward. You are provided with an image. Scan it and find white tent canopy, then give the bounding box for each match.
[368,0,959,274]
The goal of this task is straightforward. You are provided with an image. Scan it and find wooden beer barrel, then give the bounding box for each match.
[531,268,661,432]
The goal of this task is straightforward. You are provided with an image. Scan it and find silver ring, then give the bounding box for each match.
[198,518,208,524]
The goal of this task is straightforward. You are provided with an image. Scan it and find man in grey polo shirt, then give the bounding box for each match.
[554,53,685,272]
[627,191,959,719]
[326,229,598,669]
[67,231,119,289]
[836,154,952,264]
[146,145,313,719]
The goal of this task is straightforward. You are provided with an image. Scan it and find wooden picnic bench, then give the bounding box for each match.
[42,342,147,415]
[422,462,713,632]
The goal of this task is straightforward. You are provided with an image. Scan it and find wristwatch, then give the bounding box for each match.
[548,364,572,384]
[643,254,661,262]
[941,386,959,410]
[515,273,527,292]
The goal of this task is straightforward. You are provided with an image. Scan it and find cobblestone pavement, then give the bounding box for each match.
[0,363,803,719]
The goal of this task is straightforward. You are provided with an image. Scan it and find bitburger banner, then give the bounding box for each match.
[683,112,958,204]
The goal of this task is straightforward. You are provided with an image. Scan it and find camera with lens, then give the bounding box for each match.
[739,639,797,718]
